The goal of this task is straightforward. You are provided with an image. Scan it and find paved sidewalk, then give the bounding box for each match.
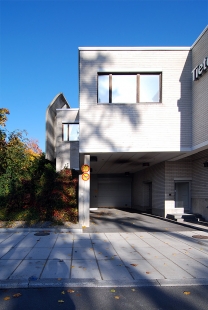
[1,228,208,288]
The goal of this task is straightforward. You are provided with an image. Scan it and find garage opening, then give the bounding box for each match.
[97,176,132,208]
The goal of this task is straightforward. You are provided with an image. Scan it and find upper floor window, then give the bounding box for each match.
[62,124,79,141]
[98,73,161,104]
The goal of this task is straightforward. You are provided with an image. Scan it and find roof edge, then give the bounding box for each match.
[47,93,70,111]
[191,25,208,49]
[78,46,190,51]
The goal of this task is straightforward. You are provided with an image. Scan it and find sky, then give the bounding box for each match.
[0,0,207,151]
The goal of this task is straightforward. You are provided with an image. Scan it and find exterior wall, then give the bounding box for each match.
[192,27,208,149]
[79,49,192,153]
[191,149,208,220]
[165,160,192,215]
[191,26,208,220]
[90,174,98,209]
[132,151,208,219]
[45,93,69,161]
[132,162,165,217]
[56,109,79,171]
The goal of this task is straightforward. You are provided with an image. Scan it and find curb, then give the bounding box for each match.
[0,228,83,233]
[139,212,208,233]
[1,278,208,289]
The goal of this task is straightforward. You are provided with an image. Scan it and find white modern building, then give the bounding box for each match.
[46,26,208,226]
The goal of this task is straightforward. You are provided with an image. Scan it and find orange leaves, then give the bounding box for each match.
[67,289,75,293]
[110,289,120,300]
[25,139,42,160]
[57,289,80,303]
[3,293,22,301]
[183,291,191,295]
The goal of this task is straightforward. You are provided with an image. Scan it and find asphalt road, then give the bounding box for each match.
[0,286,208,310]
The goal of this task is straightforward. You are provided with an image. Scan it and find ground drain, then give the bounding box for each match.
[34,232,50,236]
[192,235,208,239]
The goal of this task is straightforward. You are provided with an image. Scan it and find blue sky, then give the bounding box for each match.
[0,0,207,151]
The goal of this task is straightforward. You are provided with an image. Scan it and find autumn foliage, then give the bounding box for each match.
[0,108,78,223]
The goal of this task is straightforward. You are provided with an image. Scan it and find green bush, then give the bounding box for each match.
[0,108,78,224]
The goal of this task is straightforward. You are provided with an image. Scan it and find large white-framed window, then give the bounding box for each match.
[98,73,162,104]
[62,123,79,141]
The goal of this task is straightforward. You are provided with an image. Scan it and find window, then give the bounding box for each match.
[98,73,161,104]
[62,124,79,141]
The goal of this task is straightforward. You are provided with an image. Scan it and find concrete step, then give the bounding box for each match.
[194,213,206,221]
[182,214,198,222]
[166,213,199,223]
[166,214,183,221]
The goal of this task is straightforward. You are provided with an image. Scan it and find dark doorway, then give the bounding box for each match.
[143,181,152,214]
[175,181,190,212]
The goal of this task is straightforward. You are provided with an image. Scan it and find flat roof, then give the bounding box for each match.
[78,46,190,51]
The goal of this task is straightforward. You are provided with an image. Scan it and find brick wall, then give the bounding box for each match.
[132,162,165,216]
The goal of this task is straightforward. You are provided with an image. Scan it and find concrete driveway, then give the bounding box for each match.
[84,208,199,233]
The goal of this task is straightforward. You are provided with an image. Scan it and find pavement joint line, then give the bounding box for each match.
[38,232,59,279]
[90,234,104,280]
[1,278,208,289]
[69,237,74,279]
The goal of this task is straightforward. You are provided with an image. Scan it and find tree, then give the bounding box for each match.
[0,108,43,208]
[26,139,42,160]
[0,108,78,223]
[0,108,10,151]
[0,108,10,127]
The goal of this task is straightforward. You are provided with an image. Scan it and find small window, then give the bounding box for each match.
[98,75,109,103]
[98,73,161,104]
[62,124,79,141]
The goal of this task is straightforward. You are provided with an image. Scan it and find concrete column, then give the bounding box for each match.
[78,154,90,227]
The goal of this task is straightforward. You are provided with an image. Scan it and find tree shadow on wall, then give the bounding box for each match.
[79,51,141,152]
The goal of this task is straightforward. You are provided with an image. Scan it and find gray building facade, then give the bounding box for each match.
[46,26,208,226]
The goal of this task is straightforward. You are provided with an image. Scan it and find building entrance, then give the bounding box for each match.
[175,181,190,212]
